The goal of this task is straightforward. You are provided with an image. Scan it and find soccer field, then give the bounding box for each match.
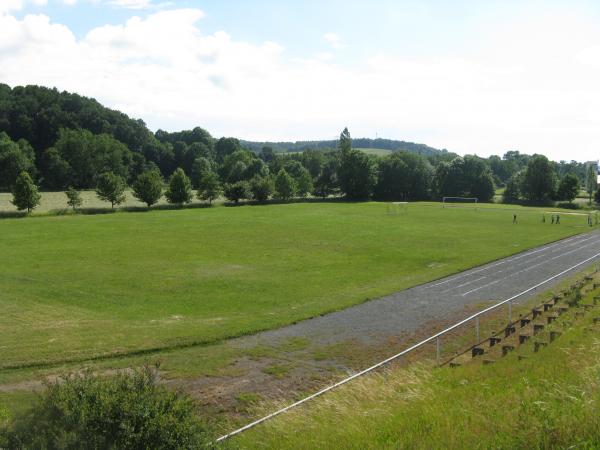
[0,201,586,369]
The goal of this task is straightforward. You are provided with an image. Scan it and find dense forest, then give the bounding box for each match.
[0,84,595,207]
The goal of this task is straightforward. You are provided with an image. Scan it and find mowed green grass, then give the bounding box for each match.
[0,202,585,368]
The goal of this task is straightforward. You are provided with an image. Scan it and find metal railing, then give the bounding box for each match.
[216,251,600,443]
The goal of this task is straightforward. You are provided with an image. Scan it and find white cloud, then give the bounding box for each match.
[107,0,154,9]
[0,0,24,13]
[324,32,345,50]
[1,7,600,161]
[62,0,78,5]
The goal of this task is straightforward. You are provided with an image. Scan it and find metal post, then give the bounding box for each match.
[508,300,512,324]
[475,316,480,343]
[436,337,440,366]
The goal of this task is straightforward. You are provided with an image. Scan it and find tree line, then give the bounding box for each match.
[0,84,596,212]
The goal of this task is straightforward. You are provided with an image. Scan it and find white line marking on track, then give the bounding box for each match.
[461,241,600,296]
[424,233,596,290]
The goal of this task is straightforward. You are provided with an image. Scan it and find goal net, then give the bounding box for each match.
[386,202,408,215]
[442,197,478,209]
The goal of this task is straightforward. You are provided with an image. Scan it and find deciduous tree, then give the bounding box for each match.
[96,171,126,209]
[132,170,163,208]
[11,171,41,212]
[165,168,193,205]
[65,187,82,211]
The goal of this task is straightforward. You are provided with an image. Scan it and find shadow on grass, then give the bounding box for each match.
[0,195,376,219]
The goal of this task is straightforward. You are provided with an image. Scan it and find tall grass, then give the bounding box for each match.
[231,305,600,449]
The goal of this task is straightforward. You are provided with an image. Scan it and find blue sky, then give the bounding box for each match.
[3,0,600,160]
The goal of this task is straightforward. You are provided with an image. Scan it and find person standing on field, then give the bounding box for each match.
[513,214,517,224]
[556,214,560,224]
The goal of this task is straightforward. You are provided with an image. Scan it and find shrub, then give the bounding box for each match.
[224,180,250,204]
[2,366,210,449]
[250,176,274,202]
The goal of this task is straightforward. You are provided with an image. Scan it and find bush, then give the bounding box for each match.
[250,176,274,202]
[224,180,250,204]
[556,201,580,210]
[2,366,210,449]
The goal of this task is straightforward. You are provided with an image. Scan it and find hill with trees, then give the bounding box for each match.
[0,84,596,211]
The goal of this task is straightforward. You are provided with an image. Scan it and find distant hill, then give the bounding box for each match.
[241,138,448,157]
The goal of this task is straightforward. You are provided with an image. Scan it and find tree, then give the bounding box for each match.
[65,187,82,211]
[250,176,274,202]
[96,171,126,209]
[260,146,275,163]
[502,172,522,203]
[215,137,241,163]
[338,127,352,154]
[295,166,313,197]
[224,180,250,204]
[274,169,296,201]
[521,155,557,202]
[197,171,222,205]
[594,186,600,205]
[0,132,35,191]
[557,173,580,203]
[374,152,433,200]
[11,171,41,212]
[586,163,597,205]
[42,148,72,190]
[165,168,193,205]
[433,155,494,202]
[3,366,208,449]
[338,149,377,199]
[132,170,163,208]
[53,129,132,189]
[190,156,213,188]
[313,160,338,198]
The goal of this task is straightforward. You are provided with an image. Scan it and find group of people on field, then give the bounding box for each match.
[513,212,598,226]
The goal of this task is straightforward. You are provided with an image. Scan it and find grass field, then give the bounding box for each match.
[0,201,587,370]
[231,285,600,449]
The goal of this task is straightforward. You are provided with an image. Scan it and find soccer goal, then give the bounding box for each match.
[387,202,408,215]
[442,197,478,209]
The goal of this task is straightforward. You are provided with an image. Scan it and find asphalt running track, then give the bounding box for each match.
[236,230,600,349]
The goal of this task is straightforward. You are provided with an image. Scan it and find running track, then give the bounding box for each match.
[236,230,600,348]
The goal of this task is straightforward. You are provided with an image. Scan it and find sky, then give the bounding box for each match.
[1,0,600,161]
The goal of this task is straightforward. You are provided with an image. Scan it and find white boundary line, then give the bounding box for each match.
[215,251,600,443]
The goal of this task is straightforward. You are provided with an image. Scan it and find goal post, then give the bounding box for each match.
[386,201,408,215]
[442,197,478,209]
